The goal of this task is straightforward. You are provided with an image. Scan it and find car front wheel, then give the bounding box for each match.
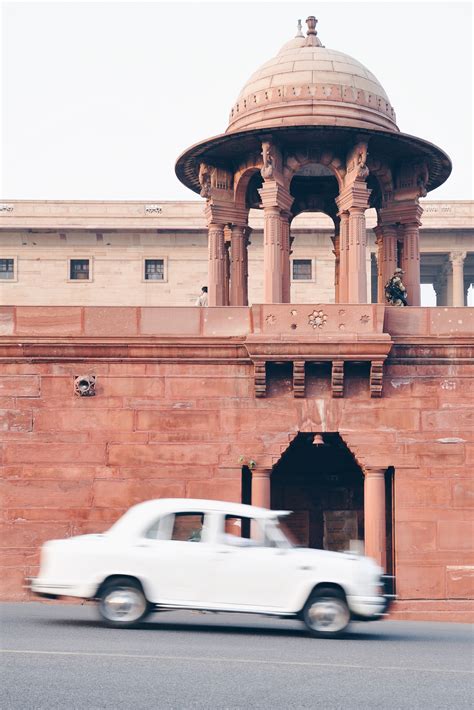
[302,588,350,638]
[98,577,149,628]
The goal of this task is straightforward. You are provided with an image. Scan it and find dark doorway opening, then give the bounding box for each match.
[271,433,364,552]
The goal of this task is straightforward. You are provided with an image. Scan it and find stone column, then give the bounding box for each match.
[229,225,248,306]
[338,212,349,303]
[259,182,293,304]
[251,468,272,509]
[380,225,398,301]
[374,226,383,303]
[347,207,368,303]
[401,222,421,306]
[333,229,340,304]
[450,251,467,307]
[208,223,226,306]
[224,239,230,306]
[434,269,448,306]
[281,211,292,303]
[364,467,387,570]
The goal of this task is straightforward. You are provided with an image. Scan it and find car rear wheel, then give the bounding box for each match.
[98,577,149,628]
[302,588,350,638]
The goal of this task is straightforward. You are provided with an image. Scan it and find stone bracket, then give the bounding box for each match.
[370,360,384,397]
[254,361,267,398]
[331,360,344,398]
[293,360,305,398]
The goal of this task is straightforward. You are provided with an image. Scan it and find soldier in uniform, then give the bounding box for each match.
[385,268,408,306]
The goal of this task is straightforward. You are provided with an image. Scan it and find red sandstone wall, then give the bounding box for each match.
[1,358,473,618]
[1,305,473,621]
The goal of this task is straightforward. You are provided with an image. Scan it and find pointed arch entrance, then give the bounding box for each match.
[249,431,394,573]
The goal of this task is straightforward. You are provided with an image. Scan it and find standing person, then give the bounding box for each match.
[195,286,208,307]
[385,268,408,306]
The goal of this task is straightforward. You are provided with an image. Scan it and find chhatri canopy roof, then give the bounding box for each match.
[227,17,397,134]
[176,16,451,196]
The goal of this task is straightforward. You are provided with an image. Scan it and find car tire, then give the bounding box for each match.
[302,587,350,638]
[98,577,150,628]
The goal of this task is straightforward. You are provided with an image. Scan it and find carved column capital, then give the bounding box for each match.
[363,466,387,479]
[449,251,467,266]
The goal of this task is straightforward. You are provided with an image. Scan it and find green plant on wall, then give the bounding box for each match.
[238,455,256,470]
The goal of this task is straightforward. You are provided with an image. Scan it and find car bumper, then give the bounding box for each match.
[29,578,95,599]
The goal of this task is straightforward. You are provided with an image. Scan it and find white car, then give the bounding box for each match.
[30,498,393,638]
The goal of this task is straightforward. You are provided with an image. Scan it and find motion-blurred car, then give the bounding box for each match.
[30,498,393,637]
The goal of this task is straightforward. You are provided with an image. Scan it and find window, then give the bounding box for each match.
[144,259,164,281]
[0,258,15,280]
[145,512,206,542]
[70,259,90,280]
[292,259,313,281]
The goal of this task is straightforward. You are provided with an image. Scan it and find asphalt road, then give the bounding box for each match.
[1,602,473,709]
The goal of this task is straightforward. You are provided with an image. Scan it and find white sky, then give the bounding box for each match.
[1,0,473,201]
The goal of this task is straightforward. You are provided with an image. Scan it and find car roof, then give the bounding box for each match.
[107,498,289,537]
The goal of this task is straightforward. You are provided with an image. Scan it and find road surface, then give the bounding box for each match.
[1,602,473,709]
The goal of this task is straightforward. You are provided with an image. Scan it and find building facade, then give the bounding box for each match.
[1,16,473,619]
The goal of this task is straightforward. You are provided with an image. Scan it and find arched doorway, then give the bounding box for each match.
[271,432,365,552]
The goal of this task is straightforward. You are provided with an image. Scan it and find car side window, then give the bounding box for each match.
[171,512,205,542]
[221,515,269,547]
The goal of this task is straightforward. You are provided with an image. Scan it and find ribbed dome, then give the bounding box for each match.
[227,25,398,135]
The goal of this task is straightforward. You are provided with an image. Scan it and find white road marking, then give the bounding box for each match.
[1,649,472,674]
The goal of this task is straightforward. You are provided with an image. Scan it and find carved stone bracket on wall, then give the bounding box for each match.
[293,361,306,398]
[254,362,267,398]
[370,360,384,397]
[331,360,344,398]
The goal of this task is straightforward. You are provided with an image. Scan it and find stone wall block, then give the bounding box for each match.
[0,377,40,398]
[15,307,83,336]
[421,408,474,431]
[108,443,221,467]
[186,478,241,502]
[0,409,33,432]
[34,409,135,432]
[396,480,451,509]
[103,377,165,398]
[4,442,106,464]
[0,307,14,336]
[136,410,220,433]
[1,479,92,508]
[452,481,474,508]
[92,479,185,508]
[396,522,437,553]
[396,564,446,599]
[84,307,138,337]
[438,521,474,551]
[446,566,474,598]
[165,377,251,399]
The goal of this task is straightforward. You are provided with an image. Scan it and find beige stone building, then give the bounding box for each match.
[0,199,473,307]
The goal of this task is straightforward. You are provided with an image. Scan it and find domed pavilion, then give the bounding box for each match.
[176,16,451,306]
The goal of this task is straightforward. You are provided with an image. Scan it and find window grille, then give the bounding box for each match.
[0,258,14,280]
[70,259,90,280]
[292,259,312,280]
[144,259,164,280]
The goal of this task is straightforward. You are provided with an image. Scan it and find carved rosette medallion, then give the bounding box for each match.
[308,309,328,329]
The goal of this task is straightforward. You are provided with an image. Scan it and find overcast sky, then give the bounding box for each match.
[1,0,472,201]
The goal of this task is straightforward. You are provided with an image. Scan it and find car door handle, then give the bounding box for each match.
[217,549,232,554]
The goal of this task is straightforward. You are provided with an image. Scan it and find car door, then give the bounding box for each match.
[136,510,216,605]
[203,515,301,612]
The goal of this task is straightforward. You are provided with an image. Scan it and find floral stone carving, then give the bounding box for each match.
[308,309,328,329]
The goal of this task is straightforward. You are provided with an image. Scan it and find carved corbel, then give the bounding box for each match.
[331,361,344,398]
[198,163,213,199]
[394,160,429,201]
[254,362,267,398]
[344,138,369,187]
[293,361,306,398]
[370,360,384,397]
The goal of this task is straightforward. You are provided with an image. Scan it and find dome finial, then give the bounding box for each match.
[306,16,318,35]
[295,19,304,38]
[304,15,323,47]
